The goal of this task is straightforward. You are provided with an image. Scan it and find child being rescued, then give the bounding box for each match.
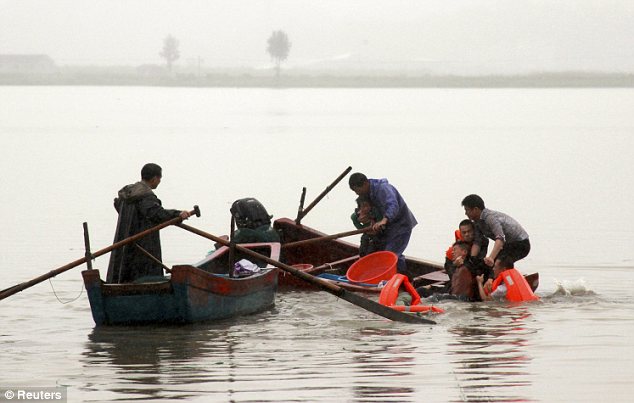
[351,195,387,257]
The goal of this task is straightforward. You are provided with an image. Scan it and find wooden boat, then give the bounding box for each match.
[82,243,280,326]
[275,218,441,289]
[274,217,539,294]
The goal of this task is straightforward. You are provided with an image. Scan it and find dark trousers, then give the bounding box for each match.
[497,238,531,264]
[385,231,412,273]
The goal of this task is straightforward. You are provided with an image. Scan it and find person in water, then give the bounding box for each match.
[106,163,191,284]
[476,257,539,302]
[349,172,418,276]
[350,195,386,257]
[419,240,489,301]
[448,241,476,300]
[444,219,489,288]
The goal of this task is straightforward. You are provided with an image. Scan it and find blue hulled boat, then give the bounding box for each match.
[82,243,280,326]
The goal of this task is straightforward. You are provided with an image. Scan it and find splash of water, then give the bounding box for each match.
[552,278,595,296]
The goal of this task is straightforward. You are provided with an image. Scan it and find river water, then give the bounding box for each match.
[1,86,633,402]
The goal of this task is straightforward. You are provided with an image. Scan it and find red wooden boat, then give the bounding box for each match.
[274,217,539,294]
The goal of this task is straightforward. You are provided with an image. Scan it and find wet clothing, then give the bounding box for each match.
[444,225,493,296]
[450,266,475,300]
[497,238,531,263]
[444,226,489,291]
[444,253,490,290]
[490,283,508,300]
[451,257,492,301]
[367,178,417,273]
[106,181,181,284]
[351,207,386,257]
[489,268,539,302]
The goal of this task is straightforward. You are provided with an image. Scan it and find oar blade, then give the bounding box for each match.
[339,288,436,325]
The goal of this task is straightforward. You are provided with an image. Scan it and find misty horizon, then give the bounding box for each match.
[2,1,634,76]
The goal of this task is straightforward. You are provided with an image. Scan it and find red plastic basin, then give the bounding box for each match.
[346,251,398,284]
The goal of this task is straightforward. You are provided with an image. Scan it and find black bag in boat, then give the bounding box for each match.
[230,198,273,230]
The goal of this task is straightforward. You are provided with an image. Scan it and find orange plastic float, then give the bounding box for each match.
[379,273,445,314]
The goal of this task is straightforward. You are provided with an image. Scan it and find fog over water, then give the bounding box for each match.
[1,86,633,402]
[1,1,634,74]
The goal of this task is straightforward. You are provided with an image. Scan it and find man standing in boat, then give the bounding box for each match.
[349,172,417,276]
[106,163,191,283]
[461,194,530,274]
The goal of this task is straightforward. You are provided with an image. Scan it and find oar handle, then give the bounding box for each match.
[295,187,307,223]
[282,226,373,249]
[83,222,93,271]
[0,205,200,301]
[83,205,200,261]
[296,166,352,224]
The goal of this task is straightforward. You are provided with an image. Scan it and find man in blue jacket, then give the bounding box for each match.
[349,172,418,275]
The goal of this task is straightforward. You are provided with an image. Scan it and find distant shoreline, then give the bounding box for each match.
[2,72,634,88]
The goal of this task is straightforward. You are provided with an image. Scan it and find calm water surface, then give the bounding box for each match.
[1,86,633,402]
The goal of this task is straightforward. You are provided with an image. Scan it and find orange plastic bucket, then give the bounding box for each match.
[346,251,398,284]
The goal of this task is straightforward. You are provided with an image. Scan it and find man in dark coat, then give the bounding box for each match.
[106,163,190,283]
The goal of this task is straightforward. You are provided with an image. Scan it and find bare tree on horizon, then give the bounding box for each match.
[267,30,291,78]
[159,35,180,72]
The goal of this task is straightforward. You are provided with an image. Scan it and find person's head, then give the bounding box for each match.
[141,163,162,189]
[452,240,470,260]
[356,195,372,215]
[494,257,514,277]
[458,219,476,243]
[349,172,369,196]
[462,194,485,221]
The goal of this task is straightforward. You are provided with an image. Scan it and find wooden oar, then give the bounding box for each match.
[295,166,352,224]
[282,226,373,249]
[134,244,172,273]
[295,187,307,223]
[312,255,360,274]
[177,223,435,325]
[0,206,200,301]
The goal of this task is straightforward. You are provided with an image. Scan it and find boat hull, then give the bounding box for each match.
[82,265,278,326]
[274,217,443,290]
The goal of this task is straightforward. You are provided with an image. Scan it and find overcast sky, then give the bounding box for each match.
[2,0,633,74]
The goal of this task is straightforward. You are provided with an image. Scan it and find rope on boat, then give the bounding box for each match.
[48,278,84,304]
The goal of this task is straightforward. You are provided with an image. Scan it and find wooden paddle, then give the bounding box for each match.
[282,226,373,249]
[0,206,200,301]
[312,255,360,274]
[134,244,172,273]
[177,222,436,325]
[295,166,352,224]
